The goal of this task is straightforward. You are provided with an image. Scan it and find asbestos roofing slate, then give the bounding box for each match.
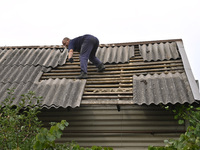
[96,45,134,63]
[0,79,86,108]
[0,65,44,84]
[139,42,180,61]
[0,48,68,67]
[133,72,195,105]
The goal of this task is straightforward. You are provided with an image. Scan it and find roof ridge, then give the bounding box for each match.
[100,39,182,47]
[0,39,182,49]
[0,45,65,49]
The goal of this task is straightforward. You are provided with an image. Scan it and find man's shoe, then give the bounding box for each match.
[76,72,87,79]
[97,63,105,72]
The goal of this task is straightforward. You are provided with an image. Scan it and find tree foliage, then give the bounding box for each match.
[0,89,113,150]
[149,104,200,150]
[0,89,42,150]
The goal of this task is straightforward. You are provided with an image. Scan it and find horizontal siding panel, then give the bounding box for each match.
[58,133,180,148]
[38,106,184,150]
[42,120,179,126]
[39,109,172,115]
[40,115,175,121]
[56,126,184,131]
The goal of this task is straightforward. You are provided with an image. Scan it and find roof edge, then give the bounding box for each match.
[0,39,182,49]
[0,45,64,49]
[176,41,200,101]
[99,39,183,47]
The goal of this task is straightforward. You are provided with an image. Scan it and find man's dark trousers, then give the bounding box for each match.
[80,35,101,73]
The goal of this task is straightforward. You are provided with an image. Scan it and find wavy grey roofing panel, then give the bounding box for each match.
[0,79,86,108]
[0,65,44,84]
[32,79,86,108]
[96,45,134,63]
[133,73,195,105]
[0,48,67,67]
[139,42,180,61]
[0,82,17,102]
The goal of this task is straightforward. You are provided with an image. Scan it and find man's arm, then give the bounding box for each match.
[68,49,74,58]
[68,49,74,63]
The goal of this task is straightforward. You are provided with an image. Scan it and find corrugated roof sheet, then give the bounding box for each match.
[0,46,86,108]
[96,45,134,63]
[0,65,44,84]
[0,79,86,108]
[139,42,180,61]
[133,72,195,105]
[31,79,86,108]
[0,48,68,67]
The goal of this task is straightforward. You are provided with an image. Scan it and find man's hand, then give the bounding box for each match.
[68,49,74,63]
[69,57,74,63]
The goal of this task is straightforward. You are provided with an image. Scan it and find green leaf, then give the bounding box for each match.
[36,133,46,143]
[50,126,62,138]
[196,107,200,111]
[33,141,43,150]
[47,133,56,142]
[165,106,169,110]
[178,120,184,124]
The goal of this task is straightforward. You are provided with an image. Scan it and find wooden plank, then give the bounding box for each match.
[85,84,132,88]
[84,88,132,91]
[82,95,133,99]
[86,80,132,84]
[84,92,132,95]
[86,77,132,81]
[42,67,184,76]
[52,61,183,71]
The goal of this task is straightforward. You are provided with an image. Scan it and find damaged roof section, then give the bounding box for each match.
[41,39,199,105]
[0,39,199,107]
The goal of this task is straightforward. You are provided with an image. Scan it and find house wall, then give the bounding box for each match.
[38,105,185,150]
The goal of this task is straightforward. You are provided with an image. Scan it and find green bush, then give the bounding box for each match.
[148,104,200,150]
[33,120,69,150]
[0,89,42,150]
[0,89,113,150]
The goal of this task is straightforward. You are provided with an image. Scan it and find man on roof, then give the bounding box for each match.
[62,34,105,79]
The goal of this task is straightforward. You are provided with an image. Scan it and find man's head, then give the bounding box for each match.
[62,37,70,47]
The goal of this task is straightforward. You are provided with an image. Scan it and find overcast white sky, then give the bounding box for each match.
[0,0,200,82]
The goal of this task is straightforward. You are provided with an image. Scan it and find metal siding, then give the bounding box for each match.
[38,105,184,150]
